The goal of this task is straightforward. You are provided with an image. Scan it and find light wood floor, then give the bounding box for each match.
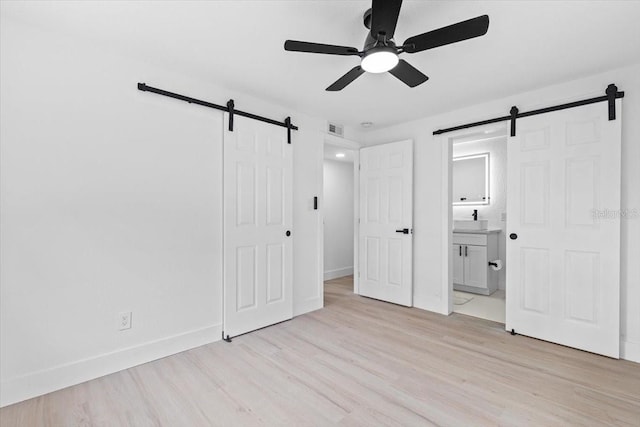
[2,276,639,426]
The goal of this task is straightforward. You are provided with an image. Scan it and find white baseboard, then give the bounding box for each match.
[323,267,353,281]
[0,323,222,408]
[621,339,640,363]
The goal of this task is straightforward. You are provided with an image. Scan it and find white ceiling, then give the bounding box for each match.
[3,1,640,129]
[324,144,355,163]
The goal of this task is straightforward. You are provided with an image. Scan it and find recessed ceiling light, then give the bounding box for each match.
[336,153,346,158]
[361,121,373,128]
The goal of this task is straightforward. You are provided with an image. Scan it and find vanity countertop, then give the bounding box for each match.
[452,228,502,234]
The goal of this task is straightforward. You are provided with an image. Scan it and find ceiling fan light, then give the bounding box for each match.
[361,48,399,73]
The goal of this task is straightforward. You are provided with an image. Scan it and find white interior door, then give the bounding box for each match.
[223,114,292,338]
[359,140,413,306]
[506,100,622,358]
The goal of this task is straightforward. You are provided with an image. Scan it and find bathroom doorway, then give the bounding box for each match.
[322,138,359,299]
[448,126,508,323]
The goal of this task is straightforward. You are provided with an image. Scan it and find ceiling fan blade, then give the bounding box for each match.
[370,0,403,40]
[403,15,489,53]
[388,60,429,88]
[284,40,360,56]
[326,66,365,91]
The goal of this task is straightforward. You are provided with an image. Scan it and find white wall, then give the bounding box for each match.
[453,138,508,290]
[323,160,354,280]
[361,63,640,363]
[0,18,324,406]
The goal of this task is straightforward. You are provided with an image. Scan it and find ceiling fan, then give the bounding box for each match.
[284,0,489,91]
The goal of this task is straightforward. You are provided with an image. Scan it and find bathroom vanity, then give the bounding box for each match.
[452,229,500,295]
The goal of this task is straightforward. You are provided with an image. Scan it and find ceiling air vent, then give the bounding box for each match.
[327,122,344,138]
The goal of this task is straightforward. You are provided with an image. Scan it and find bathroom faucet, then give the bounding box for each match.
[472,209,478,221]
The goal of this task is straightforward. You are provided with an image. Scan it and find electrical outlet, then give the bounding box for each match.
[501,212,507,222]
[118,311,132,331]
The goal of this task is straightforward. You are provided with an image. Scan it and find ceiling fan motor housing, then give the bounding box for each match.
[363,8,396,51]
[364,32,396,52]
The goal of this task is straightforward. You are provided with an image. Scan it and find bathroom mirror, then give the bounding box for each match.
[452,153,490,205]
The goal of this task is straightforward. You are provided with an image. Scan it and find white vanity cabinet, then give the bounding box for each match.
[452,229,500,295]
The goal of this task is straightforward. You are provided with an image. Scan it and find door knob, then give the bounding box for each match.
[509,233,518,240]
[286,230,291,237]
[395,228,409,234]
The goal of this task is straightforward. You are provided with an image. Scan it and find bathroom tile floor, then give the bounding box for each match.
[453,289,506,324]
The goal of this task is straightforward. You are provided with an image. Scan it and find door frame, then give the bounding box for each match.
[321,134,360,293]
[437,123,508,315]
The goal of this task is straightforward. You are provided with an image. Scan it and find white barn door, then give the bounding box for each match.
[506,101,622,358]
[223,114,292,338]
[359,140,413,306]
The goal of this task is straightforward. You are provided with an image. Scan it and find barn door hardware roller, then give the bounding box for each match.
[227,99,235,131]
[509,106,519,137]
